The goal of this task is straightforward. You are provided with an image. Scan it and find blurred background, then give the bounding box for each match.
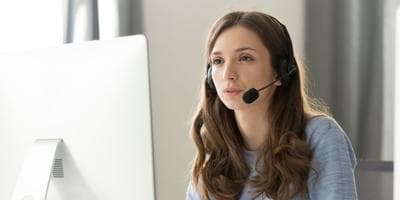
[0,0,398,199]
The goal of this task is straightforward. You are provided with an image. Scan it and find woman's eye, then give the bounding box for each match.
[239,56,253,62]
[212,58,223,65]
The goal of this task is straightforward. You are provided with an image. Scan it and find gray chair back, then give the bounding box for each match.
[355,160,393,200]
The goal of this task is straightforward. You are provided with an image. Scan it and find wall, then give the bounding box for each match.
[141,0,306,199]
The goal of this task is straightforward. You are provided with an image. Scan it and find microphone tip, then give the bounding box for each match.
[242,88,259,104]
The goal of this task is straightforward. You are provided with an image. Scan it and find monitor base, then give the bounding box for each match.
[12,139,63,200]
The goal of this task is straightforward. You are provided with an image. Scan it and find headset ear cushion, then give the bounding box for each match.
[206,65,215,90]
[278,60,296,84]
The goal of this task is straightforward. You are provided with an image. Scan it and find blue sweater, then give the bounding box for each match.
[186,116,358,200]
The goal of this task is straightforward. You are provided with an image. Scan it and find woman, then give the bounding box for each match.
[186,11,357,200]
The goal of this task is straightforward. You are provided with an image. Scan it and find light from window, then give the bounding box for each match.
[0,1,63,53]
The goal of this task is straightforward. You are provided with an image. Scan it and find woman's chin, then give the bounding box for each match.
[221,99,245,111]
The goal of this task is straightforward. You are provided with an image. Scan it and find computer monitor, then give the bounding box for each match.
[0,35,155,200]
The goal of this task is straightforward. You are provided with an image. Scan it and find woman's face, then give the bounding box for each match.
[210,25,281,111]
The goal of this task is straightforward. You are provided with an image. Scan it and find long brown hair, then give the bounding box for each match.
[190,11,328,200]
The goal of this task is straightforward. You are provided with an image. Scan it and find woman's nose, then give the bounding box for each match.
[222,63,238,81]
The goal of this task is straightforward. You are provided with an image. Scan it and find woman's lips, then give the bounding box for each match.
[223,88,242,96]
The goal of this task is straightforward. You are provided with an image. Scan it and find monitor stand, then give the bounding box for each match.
[12,139,63,200]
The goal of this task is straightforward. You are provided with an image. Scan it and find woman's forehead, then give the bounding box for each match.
[211,26,267,55]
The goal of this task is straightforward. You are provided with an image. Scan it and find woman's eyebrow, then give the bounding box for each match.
[211,47,256,55]
[211,51,222,55]
[235,47,256,52]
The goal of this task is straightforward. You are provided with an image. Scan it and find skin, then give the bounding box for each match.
[210,25,282,150]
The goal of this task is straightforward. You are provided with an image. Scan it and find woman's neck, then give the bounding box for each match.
[234,107,270,151]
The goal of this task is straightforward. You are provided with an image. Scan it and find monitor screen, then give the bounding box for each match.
[0,35,155,200]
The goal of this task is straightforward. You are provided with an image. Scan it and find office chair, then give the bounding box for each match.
[355,160,393,200]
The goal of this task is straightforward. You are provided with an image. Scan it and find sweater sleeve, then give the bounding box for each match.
[306,117,358,200]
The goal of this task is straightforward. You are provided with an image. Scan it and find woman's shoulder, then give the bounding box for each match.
[305,115,341,132]
[304,116,358,198]
[186,180,201,200]
[304,115,344,144]
[304,115,357,169]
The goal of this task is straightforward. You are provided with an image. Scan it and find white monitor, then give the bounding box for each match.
[0,35,155,200]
